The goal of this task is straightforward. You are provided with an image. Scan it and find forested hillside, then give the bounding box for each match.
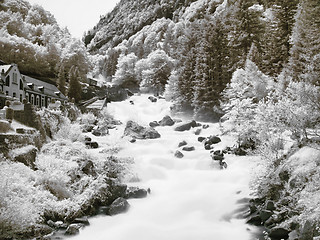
[0,0,91,89]
[87,0,319,122]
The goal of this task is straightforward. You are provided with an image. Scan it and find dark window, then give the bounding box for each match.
[20,94,22,102]
[5,91,8,95]
[20,79,23,90]
[13,92,16,98]
[5,76,10,86]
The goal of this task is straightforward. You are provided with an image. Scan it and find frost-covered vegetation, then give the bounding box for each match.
[0,106,132,238]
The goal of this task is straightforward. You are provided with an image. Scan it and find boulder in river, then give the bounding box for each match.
[178,140,187,148]
[124,120,161,139]
[64,224,83,236]
[268,227,290,240]
[148,96,157,102]
[174,120,198,132]
[125,187,148,199]
[174,150,184,158]
[107,197,130,216]
[159,115,175,126]
[149,121,160,128]
[182,146,195,152]
[205,136,221,145]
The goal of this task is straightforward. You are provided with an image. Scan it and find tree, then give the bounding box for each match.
[67,66,82,103]
[112,53,138,90]
[192,18,231,121]
[140,49,174,95]
[289,0,320,85]
[57,63,66,95]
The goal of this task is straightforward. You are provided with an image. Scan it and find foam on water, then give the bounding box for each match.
[71,95,259,240]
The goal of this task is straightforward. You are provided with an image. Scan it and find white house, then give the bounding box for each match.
[0,64,67,109]
[0,64,25,108]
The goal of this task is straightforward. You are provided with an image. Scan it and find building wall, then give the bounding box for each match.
[2,66,25,102]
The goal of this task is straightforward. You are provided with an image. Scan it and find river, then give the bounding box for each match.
[70,95,261,240]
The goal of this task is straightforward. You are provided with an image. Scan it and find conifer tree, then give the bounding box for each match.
[57,63,66,95]
[67,66,82,103]
[289,0,320,85]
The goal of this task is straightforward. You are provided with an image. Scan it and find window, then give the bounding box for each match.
[19,79,23,90]
[5,91,8,95]
[13,92,16,98]
[36,96,40,106]
[12,73,17,84]
[25,93,29,103]
[20,94,22,102]
[41,96,45,107]
[31,94,34,105]
[5,76,10,86]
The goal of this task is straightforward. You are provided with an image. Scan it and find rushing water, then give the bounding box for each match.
[71,95,260,240]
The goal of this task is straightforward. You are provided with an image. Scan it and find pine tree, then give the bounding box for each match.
[289,0,320,86]
[57,63,66,95]
[259,0,298,76]
[67,66,82,103]
[226,0,264,68]
[192,18,231,121]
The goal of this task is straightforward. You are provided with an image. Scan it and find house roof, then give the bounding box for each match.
[22,74,68,101]
[0,65,13,75]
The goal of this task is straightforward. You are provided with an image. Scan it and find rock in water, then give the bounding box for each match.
[159,115,175,126]
[182,146,195,151]
[174,120,198,132]
[178,140,187,147]
[174,150,184,158]
[124,120,160,139]
[125,187,148,199]
[107,197,130,216]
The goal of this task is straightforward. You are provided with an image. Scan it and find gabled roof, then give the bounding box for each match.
[22,74,68,100]
[0,65,13,75]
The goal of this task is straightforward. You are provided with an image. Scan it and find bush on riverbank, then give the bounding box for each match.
[222,60,320,238]
[0,107,132,239]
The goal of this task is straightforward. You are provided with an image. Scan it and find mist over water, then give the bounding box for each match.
[71,95,260,240]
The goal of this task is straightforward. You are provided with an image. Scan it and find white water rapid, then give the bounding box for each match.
[71,95,260,240]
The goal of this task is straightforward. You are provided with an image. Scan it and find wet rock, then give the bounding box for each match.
[202,124,209,129]
[129,138,136,143]
[175,150,184,158]
[195,129,202,135]
[159,115,175,126]
[174,120,197,132]
[64,224,83,236]
[279,170,290,182]
[182,146,195,151]
[84,136,92,142]
[178,140,187,148]
[81,160,95,176]
[107,183,127,205]
[72,217,90,226]
[204,144,213,150]
[125,187,148,199]
[107,197,130,216]
[85,141,99,149]
[234,148,247,156]
[268,227,290,240]
[148,96,157,102]
[205,136,221,145]
[260,210,273,222]
[124,121,161,139]
[246,212,262,226]
[266,201,276,211]
[82,124,95,133]
[92,125,109,136]
[149,121,159,128]
[213,155,224,161]
[198,137,206,142]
